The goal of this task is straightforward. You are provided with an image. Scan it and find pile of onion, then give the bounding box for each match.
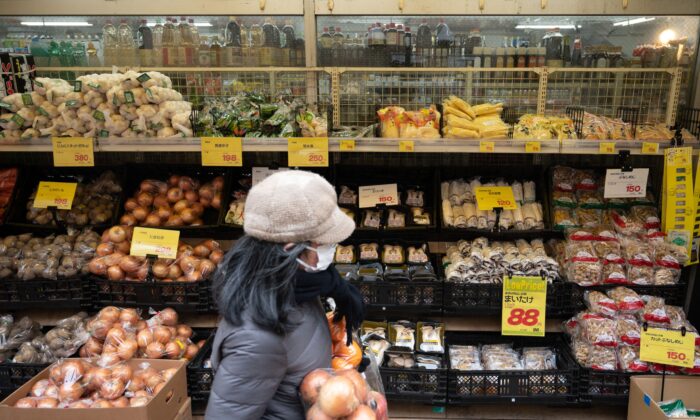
[80,306,204,362]
[13,358,181,409]
[120,175,224,228]
[87,225,223,282]
[301,369,388,420]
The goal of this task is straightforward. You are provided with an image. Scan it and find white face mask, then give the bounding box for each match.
[297,243,337,273]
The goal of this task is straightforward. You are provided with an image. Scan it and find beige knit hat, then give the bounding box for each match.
[244,170,355,244]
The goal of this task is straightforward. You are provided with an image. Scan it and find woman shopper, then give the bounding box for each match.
[205,170,365,420]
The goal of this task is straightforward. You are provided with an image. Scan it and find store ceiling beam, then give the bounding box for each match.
[314,0,700,15]
[0,0,305,16]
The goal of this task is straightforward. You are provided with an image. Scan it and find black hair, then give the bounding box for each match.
[212,235,307,335]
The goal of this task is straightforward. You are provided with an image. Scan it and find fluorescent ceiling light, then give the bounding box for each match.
[21,21,93,27]
[613,17,655,27]
[516,24,578,30]
[145,21,212,27]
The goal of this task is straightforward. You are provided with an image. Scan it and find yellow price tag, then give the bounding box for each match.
[525,141,541,153]
[32,181,77,210]
[288,137,329,167]
[474,186,518,210]
[479,140,495,153]
[399,140,415,152]
[52,137,94,167]
[201,137,243,166]
[599,142,615,154]
[641,142,659,154]
[130,227,180,260]
[640,327,695,368]
[339,140,356,151]
[502,275,547,337]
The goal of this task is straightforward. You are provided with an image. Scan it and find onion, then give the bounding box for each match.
[96,243,114,256]
[107,226,127,243]
[69,401,92,408]
[199,197,211,207]
[99,378,125,400]
[168,263,183,279]
[98,306,121,322]
[156,206,172,221]
[178,176,195,191]
[136,192,154,208]
[300,369,332,405]
[307,404,335,420]
[100,352,121,368]
[144,213,162,227]
[159,307,179,326]
[15,397,37,408]
[140,180,160,194]
[89,258,107,276]
[179,256,200,274]
[59,381,84,402]
[209,249,224,265]
[103,251,125,267]
[184,343,199,360]
[177,244,193,256]
[346,405,378,420]
[132,206,149,222]
[173,199,189,214]
[135,320,147,330]
[184,190,199,203]
[164,341,182,359]
[161,368,178,382]
[168,175,181,187]
[84,337,104,356]
[106,326,126,345]
[180,208,196,224]
[127,376,145,392]
[120,214,137,226]
[202,239,220,251]
[116,240,132,254]
[107,265,125,281]
[130,396,151,407]
[198,185,214,201]
[49,365,63,384]
[152,261,169,278]
[119,308,140,325]
[176,276,187,282]
[193,244,211,258]
[112,364,133,383]
[36,397,59,408]
[137,328,154,348]
[92,399,113,408]
[87,367,112,390]
[153,194,169,208]
[117,339,138,360]
[185,270,203,282]
[317,376,359,417]
[124,198,139,212]
[45,384,59,399]
[135,265,149,281]
[112,396,129,407]
[166,188,183,203]
[31,379,50,397]
[368,391,387,420]
[164,215,183,227]
[199,259,217,278]
[119,256,141,274]
[144,372,163,390]
[61,360,87,381]
[145,342,164,358]
[337,369,369,404]
[190,202,205,216]
[176,324,193,339]
[211,194,222,209]
[212,176,224,191]
[153,326,172,344]
[153,382,166,395]
[88,319,113,340]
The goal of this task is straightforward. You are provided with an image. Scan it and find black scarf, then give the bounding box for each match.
[294,267,365,345]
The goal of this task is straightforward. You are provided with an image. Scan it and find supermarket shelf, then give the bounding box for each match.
[1,137,689,155]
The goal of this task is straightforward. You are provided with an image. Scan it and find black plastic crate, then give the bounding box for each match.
[0,276,91,310]
[576,368,642,405]
[379,365,447,404]
[446,332,579,405]
[442,281,573,318]
[677,107,700,137]
[188,331,216,415]
[0,361,50,401]
[351,280,443,315]
[91,276,213,313]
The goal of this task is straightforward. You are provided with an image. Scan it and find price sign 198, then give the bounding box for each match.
[222,154,238,163]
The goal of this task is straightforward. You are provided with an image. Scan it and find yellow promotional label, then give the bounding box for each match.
[662,147,694,259]
[501,275,547,337]
[52,137,94,167]
[474,186,518,211]
[130,227,180,260]
[399,140,415,152]
[599,142,615,154]
[33,181,77,210]
[201,137,242,166]
[339,140,356,151]
[479,140,495,153]
[525,141,541,153]
[640,327,695,368]
[287,137,329,167]
[641,142,659,154]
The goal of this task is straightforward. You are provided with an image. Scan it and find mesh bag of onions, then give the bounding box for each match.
[300,363,388,420]
[12,358,180,408]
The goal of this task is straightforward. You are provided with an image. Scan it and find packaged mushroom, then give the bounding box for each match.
[382,245,405,265]
[522,347,557,370]
[607,287,644,314]
[358,243,379,261]
[618,345,649,373]
[417,322,444,353]
[334,244,356,264]
[337,185,357,206]
[390,322,415,350]
[584,291,618,317]
[579,313,618,347]
[449,345,483,371]
[481,344,522,370]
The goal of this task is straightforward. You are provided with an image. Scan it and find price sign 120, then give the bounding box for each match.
[474,186,518,211]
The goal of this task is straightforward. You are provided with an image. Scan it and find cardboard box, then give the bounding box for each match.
[174,398,192,420]
[0,358,187,420]
[628,375,700,420]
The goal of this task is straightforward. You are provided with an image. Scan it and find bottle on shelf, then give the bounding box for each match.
[435,19,452,48]
[416,20,431,49]
[562,35,571,67]
[152,18,164,66]
[332,27,344,49]
[162,17,176,66]
[86,40,100,66]
[102,20,118,66]
[117,19,136,67]
[545,27,564,67]
[198,35,211,67]
[225,17,242,48]
[188,19,200,66]
[137,19,153,67]
[178,17,194,66]
[319,27,333,50]
[571,36,582,66]
[404,26,412,66]
[281,20,296,66]
[281,20,295,48]
[249,22,263,66]
[466,28,482,55]
[209,35,222,67]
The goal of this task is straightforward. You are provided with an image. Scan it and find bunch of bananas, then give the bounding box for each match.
[442,96,509,139]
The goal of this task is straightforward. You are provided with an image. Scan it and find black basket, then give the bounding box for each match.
[0,361,50,401]
[0,276,91,310]
[91,276,212,313]
[576,368,641,405]
[188,331,216,415]
[379,364,447,404]
[352,280,443,316]
[676,107,700,137]
[446,332,579,405]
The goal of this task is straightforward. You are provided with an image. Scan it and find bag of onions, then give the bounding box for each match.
[327,313,364,371]
[300,367,388,420]
[11,358,181,408]
[119,174,223,228]
[88,225,223,282]
[80,306,204,363]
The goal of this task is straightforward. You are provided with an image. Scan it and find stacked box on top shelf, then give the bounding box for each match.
[335,240,442,316]
[445,332,579,405]
[362,320,447,404]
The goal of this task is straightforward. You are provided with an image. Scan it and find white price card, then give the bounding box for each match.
[252,167,289,186]
[604,168,649,198]
[358,184,399,208]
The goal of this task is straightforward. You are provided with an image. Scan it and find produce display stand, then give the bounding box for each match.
[0,1,699,419]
